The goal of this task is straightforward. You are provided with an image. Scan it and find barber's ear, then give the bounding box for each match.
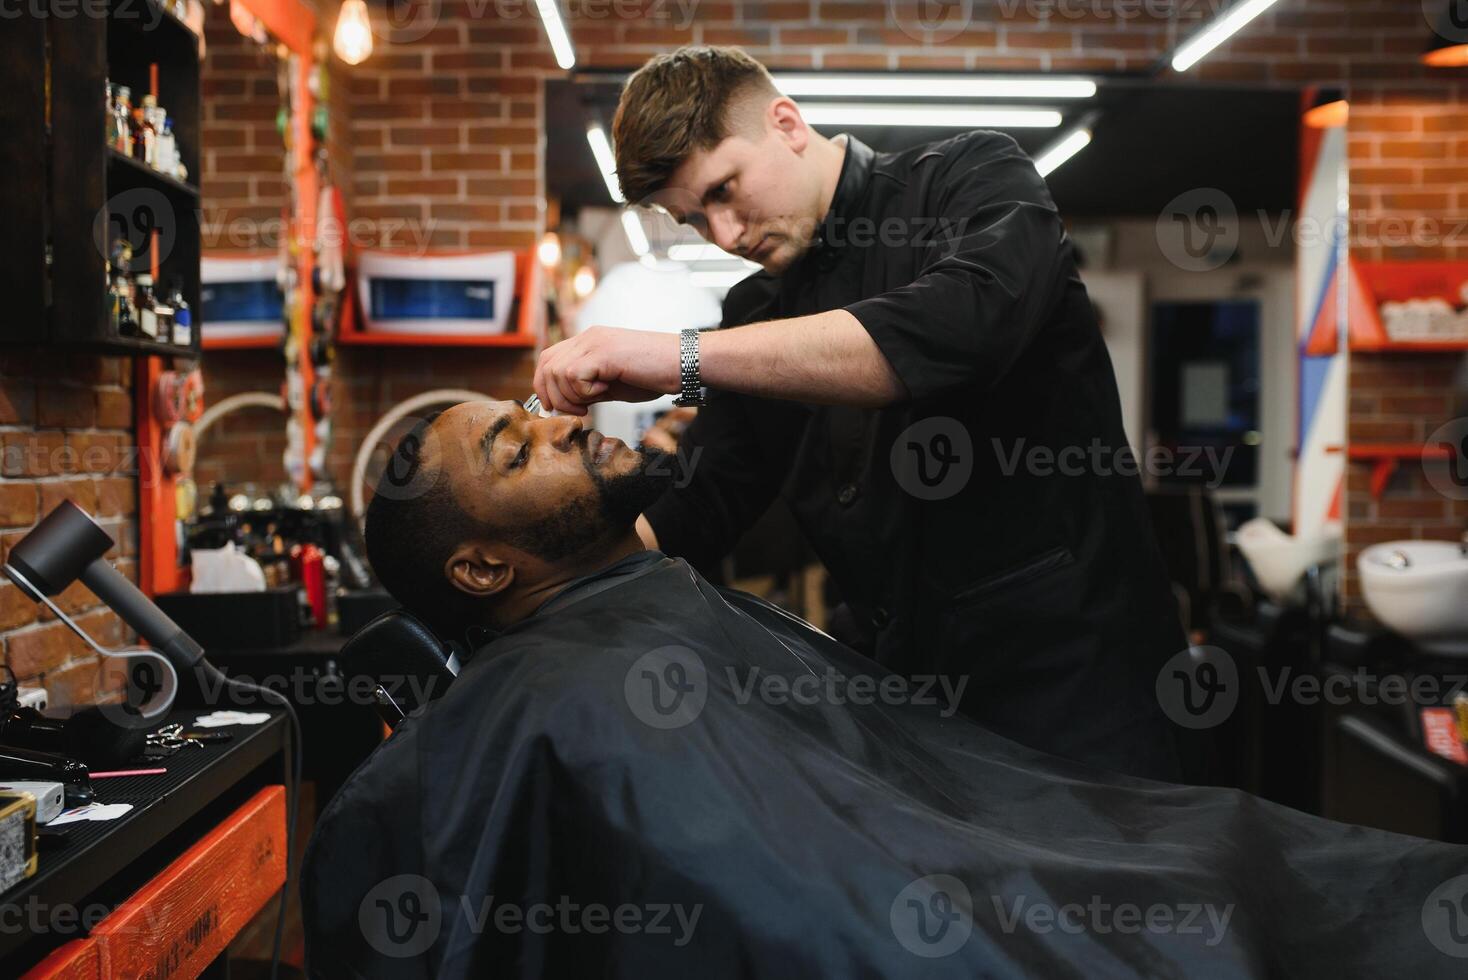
[445,544,514,599]
[769,97,808,153]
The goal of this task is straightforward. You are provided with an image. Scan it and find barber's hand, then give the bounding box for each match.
[640,406,698,453]
[533,326,679,417]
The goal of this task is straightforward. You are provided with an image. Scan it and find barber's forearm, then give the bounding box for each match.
[700,310,905,407]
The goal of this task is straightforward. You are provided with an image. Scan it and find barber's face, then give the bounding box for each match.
[662,98,826,276]
[430,400,666,561]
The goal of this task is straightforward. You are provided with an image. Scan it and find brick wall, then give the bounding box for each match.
[328,2,545,492]
[192,0,1468,542]
[1342,91,1468,617]
[0,353,136,703]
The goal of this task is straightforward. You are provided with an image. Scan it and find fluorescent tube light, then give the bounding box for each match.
[799,104,1062,128]
[621,210,650,256]
[1170,0,1282,72]
[533,0,576,70]
[774,75,1095,100]
[1034,126,1093,177]
[586,126,624,203]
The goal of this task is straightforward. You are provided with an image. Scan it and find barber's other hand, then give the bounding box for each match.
[533,326,679,417]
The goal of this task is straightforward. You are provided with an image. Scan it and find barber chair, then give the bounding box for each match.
[340,610,460,728]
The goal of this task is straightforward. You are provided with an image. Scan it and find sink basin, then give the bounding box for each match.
[1236,519,1339,604]
[1358,540,1468,656]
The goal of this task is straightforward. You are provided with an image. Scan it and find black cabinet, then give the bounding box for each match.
[2,0,202,357]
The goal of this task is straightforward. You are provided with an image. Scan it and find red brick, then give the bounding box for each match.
[0,583,36,632]
[6,622,78,679]
[96,390,133,428]
[0,484,38,528]
[37,385,96,429]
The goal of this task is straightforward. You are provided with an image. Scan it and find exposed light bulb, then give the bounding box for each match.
[334,0,373,66]
[538,233,562,268]
[572,266,597,299]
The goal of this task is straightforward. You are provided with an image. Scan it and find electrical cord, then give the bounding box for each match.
[194,662,302,980]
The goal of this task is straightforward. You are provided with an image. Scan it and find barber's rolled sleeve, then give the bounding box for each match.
[844,135,1071,402]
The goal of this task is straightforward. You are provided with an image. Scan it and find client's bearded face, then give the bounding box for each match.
[431,400,673,561]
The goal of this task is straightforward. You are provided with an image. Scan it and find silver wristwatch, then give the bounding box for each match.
[672,328,706,407]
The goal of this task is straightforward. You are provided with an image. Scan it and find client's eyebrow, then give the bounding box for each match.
[479,413,515,461]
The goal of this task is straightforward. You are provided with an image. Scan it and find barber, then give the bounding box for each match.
[533,46,1188,781]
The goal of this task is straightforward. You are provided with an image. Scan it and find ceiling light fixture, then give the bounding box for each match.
[773,75,1096,99]
[621,210,650,257]
[586,126,624,204]
[799,105,1062,128]
[1033,124,1094,178]
[533,0,576,70]
[1170,0,1282,72]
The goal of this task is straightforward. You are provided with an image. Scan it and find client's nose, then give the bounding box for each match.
[545,414,584,451]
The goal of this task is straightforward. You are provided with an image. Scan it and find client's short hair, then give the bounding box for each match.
[364,412,486,641]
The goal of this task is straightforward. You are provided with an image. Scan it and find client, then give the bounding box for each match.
[303,400,1468,979]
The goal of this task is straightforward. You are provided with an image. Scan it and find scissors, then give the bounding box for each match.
[523,394,548,417]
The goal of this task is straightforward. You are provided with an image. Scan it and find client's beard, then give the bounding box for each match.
[498,445,677,563]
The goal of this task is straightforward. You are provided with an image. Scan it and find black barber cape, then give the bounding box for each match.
[303,553,1467,979]
[644,132,1187,780]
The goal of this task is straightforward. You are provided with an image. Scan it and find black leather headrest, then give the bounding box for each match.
[341,609,458,714]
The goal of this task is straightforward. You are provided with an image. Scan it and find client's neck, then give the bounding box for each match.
[488,528,650,627]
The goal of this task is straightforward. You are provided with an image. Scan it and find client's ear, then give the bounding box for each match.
[445,543,514,598]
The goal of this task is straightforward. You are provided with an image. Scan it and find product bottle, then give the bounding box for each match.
[105,83,117,148]
[115,86,133,155]
[169,281,192,346]
[157,118,178,178]
[115,275,138,338]
[135,274,158,339]
[138,95,160,167]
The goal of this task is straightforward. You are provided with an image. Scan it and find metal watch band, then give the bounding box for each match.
[672,327,706,407]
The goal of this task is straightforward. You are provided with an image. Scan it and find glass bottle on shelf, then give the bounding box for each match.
[115,86,133,156]
[105,83,117,148]
[135,274,158,339]
[169,280,192,346]
[157,117,178,178]
[138,95,160,167]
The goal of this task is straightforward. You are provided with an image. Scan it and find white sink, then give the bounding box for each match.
[1236,519,1339,604]
[1358,540,1468,656]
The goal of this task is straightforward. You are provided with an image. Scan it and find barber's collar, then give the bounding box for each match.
[463,549,668,652]
[811,134,875,264]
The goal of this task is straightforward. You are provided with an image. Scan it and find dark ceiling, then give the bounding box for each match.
[546,77,1300,222]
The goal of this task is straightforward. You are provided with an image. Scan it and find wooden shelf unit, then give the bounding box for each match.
[1,0,202,357]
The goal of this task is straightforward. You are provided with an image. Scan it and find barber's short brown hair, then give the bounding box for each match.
[612,46,779,205]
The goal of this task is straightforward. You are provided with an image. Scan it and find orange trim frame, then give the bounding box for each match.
[139,0,318,595]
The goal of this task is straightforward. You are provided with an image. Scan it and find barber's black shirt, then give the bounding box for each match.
[644,132,1185,778]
